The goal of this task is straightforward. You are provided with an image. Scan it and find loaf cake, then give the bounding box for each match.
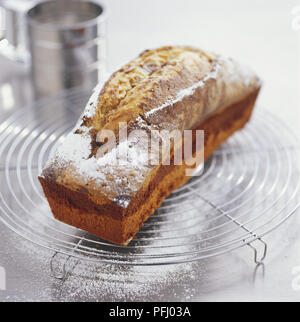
[39,46,261,245]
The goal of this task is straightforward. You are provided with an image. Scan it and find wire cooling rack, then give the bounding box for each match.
[0,88,299,269]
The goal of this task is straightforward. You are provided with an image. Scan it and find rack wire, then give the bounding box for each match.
[0,88,299,269]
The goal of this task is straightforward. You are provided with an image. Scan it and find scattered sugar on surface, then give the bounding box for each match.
[9,230,203,301]
[54,259,201,302]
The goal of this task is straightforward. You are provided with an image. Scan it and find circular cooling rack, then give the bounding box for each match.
[0,87,300,266]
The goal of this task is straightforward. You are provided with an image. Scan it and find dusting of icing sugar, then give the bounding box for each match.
[52,121,150,195]
[145,56,258,119]
[69,84,103,134]
[135,115,150,130]
[50,78,152,190]
[56,132,91,162]
[145,60,221,118]
[54,130,107,182]
[82,83,102,119]
[97,133,150,170]
[224,57,258,87]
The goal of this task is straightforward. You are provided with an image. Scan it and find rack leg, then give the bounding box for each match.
[193,191,268,265]
[50,238,83,280]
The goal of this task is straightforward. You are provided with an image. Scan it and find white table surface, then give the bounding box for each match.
[0,0,299,302]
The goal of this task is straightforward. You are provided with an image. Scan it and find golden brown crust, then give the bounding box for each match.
[85,46,259,137]
[91,46,214,130]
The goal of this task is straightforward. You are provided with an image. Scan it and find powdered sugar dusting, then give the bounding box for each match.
[97,136,149,168]
[225,57,258,87]
[145,59,221,118]
[82,83,103,119]
[52,129,150,197]
[9,229,201,301]
[53,129,105,183]
[47,119,151,201]
[42,78,151,199]
[145,56,258,118]
[56,131,91,164]
[53,259,200,301]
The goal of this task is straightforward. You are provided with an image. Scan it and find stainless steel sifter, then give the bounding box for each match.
[27,0,107,98]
